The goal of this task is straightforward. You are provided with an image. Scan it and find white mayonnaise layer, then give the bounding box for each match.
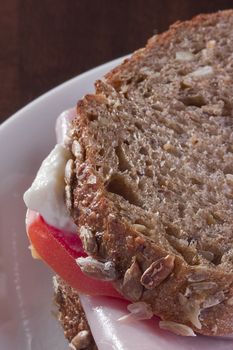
[24,144,76,232]
[24,108,77,232]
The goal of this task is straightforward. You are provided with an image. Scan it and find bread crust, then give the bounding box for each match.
[70,10,233,336]
[54,276,97,350]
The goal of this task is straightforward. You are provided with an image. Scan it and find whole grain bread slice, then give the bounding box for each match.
[66,10,233,336]
[54,276,97,350]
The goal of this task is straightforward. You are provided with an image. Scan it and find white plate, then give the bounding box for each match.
[0,56,126,350]
[0,56,232,350]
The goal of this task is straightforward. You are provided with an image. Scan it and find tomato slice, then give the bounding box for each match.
[27,211,122,298]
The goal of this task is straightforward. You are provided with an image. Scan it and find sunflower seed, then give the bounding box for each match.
[189,281,217,291]
[122,258,143,301]
[189,65,213,77]
[199,250,214,262]
[72,140,84,161]
[70,330,91,350]
[159,321,196,336]
[65,185,73,212]
[79,226,97,254]
[76,257,116,281]
[187,266,209,282]
[128,302,153,318]
[176,51,194,61]
[65,159,75,185]
[118,302,153,322]
[202,291,225,309]
[141,255,175,289]
[178,293,201,329]
[132,224,147,233]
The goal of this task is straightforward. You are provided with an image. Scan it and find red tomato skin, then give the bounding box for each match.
[27,213,122,299]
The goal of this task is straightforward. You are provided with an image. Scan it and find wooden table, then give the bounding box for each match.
[1,0,232,122]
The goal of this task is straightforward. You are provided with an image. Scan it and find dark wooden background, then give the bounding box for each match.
[1,0,233,123]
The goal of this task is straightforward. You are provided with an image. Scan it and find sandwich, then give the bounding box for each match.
[24,9,233,349]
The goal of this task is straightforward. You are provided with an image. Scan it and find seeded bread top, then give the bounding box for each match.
[67,10,233,336]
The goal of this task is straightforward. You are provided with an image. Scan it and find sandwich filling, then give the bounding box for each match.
[24,109,76,233]
[24,108,120,298]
